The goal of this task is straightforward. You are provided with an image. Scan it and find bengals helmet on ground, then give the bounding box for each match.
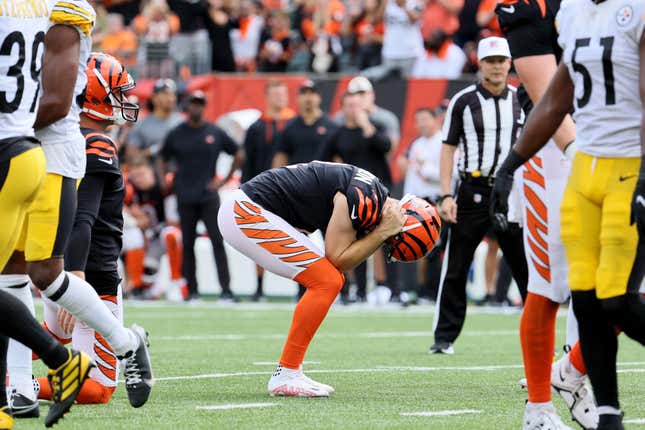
[384,194,442,262]
[83,52,139,124]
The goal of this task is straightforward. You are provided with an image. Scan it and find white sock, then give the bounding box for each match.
[565,302,579,346]
[597,406,621,416]
[42,271,138,356]
[0,275,36,400]
[526,401,553,411]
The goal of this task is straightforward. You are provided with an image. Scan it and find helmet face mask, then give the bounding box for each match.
[83,53,139,124]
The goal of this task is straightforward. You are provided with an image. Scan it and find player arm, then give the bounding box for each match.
[506,62,574,165]
[65,174,105,273]
[513,55,576,154]
[33,25,81,130]
[325,193,403,272]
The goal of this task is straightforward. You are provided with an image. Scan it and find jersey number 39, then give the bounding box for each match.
[0,31,45,114]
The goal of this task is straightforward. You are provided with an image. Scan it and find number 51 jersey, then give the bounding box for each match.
[557,0,645,158]
[0,0,50,141]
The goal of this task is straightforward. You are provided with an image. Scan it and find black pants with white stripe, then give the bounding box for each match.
[433,180,528,345]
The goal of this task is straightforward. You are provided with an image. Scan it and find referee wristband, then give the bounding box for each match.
[437,194,453,205]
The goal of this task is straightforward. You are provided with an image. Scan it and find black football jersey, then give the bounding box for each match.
[75,128,124,272]
[240,161,389,234]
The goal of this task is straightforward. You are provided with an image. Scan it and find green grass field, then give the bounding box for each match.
[21,300,645,429]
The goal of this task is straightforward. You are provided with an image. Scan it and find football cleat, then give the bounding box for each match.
[122,324,154,408]
[429,341,454,355]
[523,403,574,430]
[45,349,94,428]
[551,357,598,430]
[299,366,335,394]
[0,406,13,430]
[8,390,39,419]
[268,366,329,397]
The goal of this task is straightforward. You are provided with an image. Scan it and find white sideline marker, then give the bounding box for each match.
[401,410,482,417]
[624,418,645,424]
[196,403,279,411]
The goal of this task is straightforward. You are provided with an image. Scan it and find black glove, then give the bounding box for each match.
[490,150,528,232]
[631,156,645,235]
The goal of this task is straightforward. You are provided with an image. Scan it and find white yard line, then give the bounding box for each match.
[157,329,518,342]
[400,410,482,417]
[196,403,278,411]
[624,418,645,424]
[152,361,645,383]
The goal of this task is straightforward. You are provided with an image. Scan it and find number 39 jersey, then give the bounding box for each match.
[557,0,645,158]
[0,0,50,141]
[36,0,95,179]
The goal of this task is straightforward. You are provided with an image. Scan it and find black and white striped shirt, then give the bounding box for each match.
[442,83,523,177]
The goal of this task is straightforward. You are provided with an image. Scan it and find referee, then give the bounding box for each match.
[431,37,528,354]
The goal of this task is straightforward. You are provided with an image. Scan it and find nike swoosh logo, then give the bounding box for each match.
[499,5,514,13]
[98,158,113,165]
[350,206,358,220]
[637,195,645,207]
[619,174,636,182]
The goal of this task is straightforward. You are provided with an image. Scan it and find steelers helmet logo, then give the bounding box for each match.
[616,6,633,27]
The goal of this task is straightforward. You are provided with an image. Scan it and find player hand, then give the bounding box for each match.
[490,170,513,232]
[377,199,406,238]
[631,175,645,234]
[57,308,76,336]
[395,0,406,7]
[439,197,457,224]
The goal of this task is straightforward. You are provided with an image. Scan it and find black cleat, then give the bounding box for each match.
[9,391,39,418]
[429,341,455,355]
[123,324,153,408]
[45,349,94,427]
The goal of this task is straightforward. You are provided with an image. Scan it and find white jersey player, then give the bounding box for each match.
[492,1,645,428]
[1,0,154,415]
[35,0,95,180]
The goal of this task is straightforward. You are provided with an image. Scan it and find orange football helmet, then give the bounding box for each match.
[83,52,139,124]
[384,194,442,262]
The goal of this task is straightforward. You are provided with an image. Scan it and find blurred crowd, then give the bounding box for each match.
[92,0,504,79]
[111,74,516,306]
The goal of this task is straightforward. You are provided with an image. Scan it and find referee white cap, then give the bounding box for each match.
[477,37,511,61]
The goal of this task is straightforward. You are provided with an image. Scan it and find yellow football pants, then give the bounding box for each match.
[560,151,640,299]
[0,147,46,270]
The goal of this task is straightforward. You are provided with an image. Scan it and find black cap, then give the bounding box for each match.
[188,90,207,104]
[298,80,319,94]
[152,78,176,94]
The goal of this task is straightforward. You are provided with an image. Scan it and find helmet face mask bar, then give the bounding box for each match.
[82,53,139,124]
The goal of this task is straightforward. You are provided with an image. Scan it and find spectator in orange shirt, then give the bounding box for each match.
[101,13,138,67]
[132,0,180,44]
[258,10,293,72]
[299,0,345,41]
[476,0,502,37]
[297,0,345,72]
[421,0,464,40]
[350,0,384,70]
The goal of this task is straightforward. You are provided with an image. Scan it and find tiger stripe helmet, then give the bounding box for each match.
[384,194,442,262]
[83,52,139,124]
